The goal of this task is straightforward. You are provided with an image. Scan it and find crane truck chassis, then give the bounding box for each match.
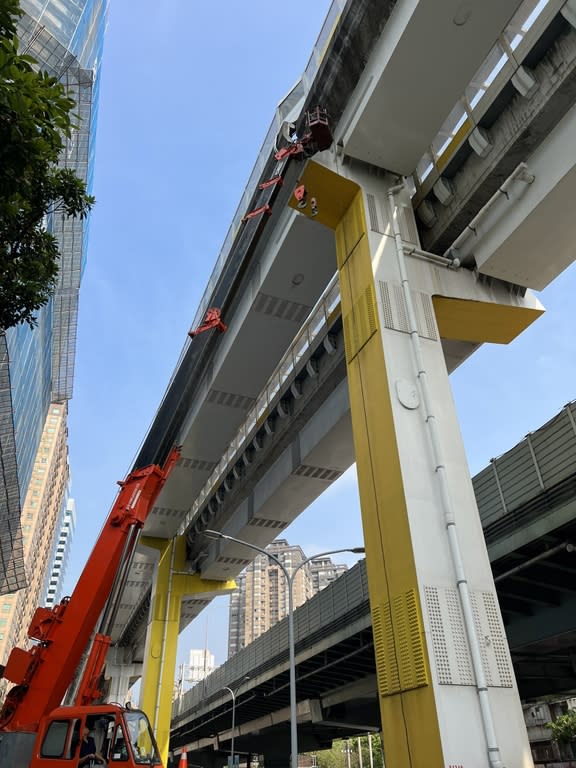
[0,447,180,767]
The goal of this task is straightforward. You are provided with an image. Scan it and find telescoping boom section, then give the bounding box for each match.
[0,447,180,735]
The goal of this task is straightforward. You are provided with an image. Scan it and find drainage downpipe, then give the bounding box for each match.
[388,184,505,768]
[444,161,535,260]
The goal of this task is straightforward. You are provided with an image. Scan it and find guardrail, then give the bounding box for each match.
[172,557,369,723]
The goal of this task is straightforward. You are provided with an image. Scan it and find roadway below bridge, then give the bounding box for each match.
[169,526,576,764]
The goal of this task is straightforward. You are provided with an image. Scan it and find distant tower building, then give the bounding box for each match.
[227,539,347,657]
[188,648,216,684]
[44,493,76,608]
[228,572,246,658]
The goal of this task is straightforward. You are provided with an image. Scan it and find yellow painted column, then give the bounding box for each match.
[290,160,541,768]
[139,536,235,765]
[338,188,444,768]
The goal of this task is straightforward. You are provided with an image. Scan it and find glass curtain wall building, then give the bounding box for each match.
[0,0,108,595]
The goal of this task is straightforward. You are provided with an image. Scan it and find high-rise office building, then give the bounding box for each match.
[44,493,76,608]
[227,540,348,658]
[0,0,108,596]
[0,405,69,691]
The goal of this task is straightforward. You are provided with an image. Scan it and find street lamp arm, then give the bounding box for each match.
[204,530,290,580]
[289,547,365,585]
[220,685,235,702]
[204,531,364,586]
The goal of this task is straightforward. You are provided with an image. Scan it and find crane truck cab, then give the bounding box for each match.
[25,703,162,767]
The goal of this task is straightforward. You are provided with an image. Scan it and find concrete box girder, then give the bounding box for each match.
[340,0,524,173]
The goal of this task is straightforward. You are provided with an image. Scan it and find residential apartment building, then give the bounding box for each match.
[524,698,576,763]
[228,540,348,657]
[309,556,348,592]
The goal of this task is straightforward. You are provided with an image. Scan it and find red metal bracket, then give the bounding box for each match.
[258,176,283,190]
[188,308,227,338]
[242,204,272,222]
[274,143,305,161]
[294,184,307,208]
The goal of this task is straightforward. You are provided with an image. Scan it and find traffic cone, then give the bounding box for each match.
[178,748,188,768]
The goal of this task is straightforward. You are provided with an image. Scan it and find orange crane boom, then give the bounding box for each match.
[0,446,180,734]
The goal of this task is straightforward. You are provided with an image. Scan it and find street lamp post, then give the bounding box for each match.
[205,530,364,768]
[220,676,249,768]
[221,685,237,768]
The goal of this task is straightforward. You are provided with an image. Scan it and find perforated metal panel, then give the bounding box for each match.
[471,591,513,688]
[373,589,428,696]
[379,282,438,341]
[366,193,382,233]
[178,457,217,472]
[207,389,255,410]
[424,587,452,684]
[395,589,428,689]
[425,586,512,688]
[393,284,409,332]
[253,292,311,324]
[372,601,400,696]
[398,202,420,246]
[415,292,439,341]
[247,517,287,529]
[425,586,474,686]
[293,464,342,481]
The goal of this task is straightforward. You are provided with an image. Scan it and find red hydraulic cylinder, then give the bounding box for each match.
[74,632,112,706]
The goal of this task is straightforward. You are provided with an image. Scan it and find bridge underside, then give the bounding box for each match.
[109,0,576,666]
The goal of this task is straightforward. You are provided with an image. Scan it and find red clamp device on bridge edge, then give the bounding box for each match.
[188,307,227,338]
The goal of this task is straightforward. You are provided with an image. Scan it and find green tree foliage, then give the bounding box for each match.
[311,735,384,768]
[0,0,94,330]
[548,710,576,743]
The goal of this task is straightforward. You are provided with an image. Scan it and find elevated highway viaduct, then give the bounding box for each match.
[94,0,576,764]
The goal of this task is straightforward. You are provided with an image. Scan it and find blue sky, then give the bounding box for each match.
[65,0,576,683]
